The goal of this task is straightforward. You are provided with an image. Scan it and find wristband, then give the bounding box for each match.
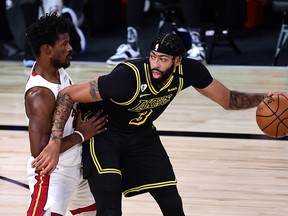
[74,130,85,143]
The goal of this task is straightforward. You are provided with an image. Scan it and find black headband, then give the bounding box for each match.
[150,32,185,57]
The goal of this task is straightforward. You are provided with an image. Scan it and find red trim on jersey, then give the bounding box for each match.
[27,170,50,216]
[69,203,97,215]
[31,69,37,76]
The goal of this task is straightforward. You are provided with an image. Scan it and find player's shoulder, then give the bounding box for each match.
[25,86,55,115]
[112,58,146,75]
[26,86,54,99]
[181,58,209,72]
[182,57,203,66]
[121,58,146,68]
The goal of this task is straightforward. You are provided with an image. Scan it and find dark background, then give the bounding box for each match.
[1,0,288,66]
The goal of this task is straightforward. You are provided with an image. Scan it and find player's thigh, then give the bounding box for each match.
[68,170,95,210]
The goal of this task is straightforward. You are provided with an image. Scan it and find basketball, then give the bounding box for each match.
[256,95,288,138]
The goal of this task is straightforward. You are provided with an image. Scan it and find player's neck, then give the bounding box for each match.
[34,62,60,84]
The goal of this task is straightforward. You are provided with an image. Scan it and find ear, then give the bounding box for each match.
[40,44,52,55]
[175,56,182,66]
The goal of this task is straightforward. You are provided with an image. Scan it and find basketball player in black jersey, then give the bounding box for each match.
[33,32,284,215]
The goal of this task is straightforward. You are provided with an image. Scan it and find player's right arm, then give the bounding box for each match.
[25,87,56,157]
[49,77,104,143]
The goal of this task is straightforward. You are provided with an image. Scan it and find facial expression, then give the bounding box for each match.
[50,33,72,69]
[149,50,181,86]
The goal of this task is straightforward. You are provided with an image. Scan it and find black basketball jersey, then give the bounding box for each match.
[108,59,183,130]
[81,58,212,131]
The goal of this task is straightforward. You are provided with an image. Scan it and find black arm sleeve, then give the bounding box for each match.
[182,58,213,89]
[98,64,137,101]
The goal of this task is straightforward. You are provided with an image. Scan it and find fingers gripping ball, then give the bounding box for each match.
[256,95,288,138]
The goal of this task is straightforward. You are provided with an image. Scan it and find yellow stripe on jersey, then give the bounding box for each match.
[89,137,122,175]
[123,180,177,196]
[110,62,141,106]
[144,63,179,94]
[32,173,44,216]
[177,64,184,94]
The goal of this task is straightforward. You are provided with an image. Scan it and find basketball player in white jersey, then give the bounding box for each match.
[24,13,107,216]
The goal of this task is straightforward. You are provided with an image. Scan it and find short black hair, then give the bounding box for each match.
[25,12,71,57]
[150,32,186,58]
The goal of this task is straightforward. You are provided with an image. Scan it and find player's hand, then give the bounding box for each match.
[75,110,108,141]
[31,141,61,175]
[266,91,288,99]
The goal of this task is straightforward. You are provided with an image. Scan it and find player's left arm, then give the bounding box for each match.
[196,78,267,110]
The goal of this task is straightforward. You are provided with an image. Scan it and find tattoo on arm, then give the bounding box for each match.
[50,129,62,141]
[229,91,266,110]
[89,80,100,100]
[50,92,74,141]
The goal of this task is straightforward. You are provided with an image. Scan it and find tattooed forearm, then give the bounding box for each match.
[50,129,63,141]
[229,91,266,110]
[89,80,101,100]
[50,92,74,141]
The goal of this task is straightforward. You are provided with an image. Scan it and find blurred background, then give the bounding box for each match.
[1,0,288,66]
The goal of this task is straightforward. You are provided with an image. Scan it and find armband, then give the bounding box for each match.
[74,130,85,143]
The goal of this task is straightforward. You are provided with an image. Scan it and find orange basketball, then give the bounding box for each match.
[256,95,288,138]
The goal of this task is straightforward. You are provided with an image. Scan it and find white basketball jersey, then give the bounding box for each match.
[25,67,82,166]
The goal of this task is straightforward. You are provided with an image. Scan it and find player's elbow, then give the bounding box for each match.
[215,96,232,110]
[59,86,77,104]
[221,103,232,110]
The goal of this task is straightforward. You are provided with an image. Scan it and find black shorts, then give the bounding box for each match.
[82,126,177,197]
